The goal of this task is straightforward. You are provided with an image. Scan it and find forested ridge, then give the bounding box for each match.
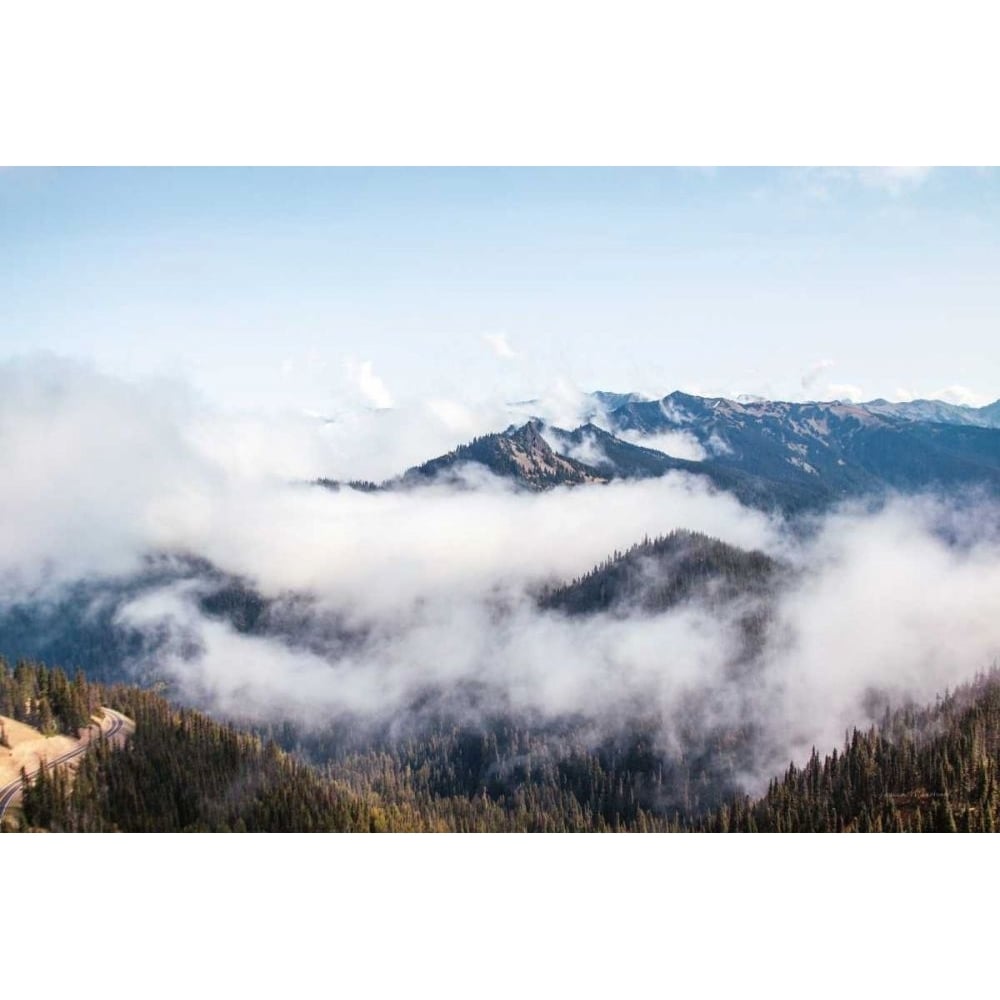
[688,669,1000,832]
[539,529,778,616]
[8,657,1000,832]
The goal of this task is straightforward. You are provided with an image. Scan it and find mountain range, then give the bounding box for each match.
[318,389,1000,515]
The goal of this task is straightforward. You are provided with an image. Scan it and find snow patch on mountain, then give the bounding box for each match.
[788,456,819,475]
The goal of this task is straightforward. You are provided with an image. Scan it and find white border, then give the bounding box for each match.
[5,833,997,994]
[2,0,999,164]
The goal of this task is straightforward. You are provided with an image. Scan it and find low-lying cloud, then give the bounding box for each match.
[617,428,706,462]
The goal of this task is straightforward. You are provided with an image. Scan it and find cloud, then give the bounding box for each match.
[891,385,992,408]
[189,469,778,618]
[925,385,991,407]
[800,167,934,200]
[765,497,1000,768]
[109,489,1000,800]
[797,360,864,403]
[825,383,864,402]
[617,429,707,462]
[482,332,520,360]
[316,397,516,482]
[801,359,836,390]
[345,359,394,409]
[0,356,218,592]
[854,166,933,195]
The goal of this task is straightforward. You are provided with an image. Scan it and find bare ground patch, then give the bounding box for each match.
[0,711,121,787]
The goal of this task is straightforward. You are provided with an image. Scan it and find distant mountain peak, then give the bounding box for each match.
[503,418,546,442]
[402,420,607,490]
[540,529,779,617]
[858,396,999,428]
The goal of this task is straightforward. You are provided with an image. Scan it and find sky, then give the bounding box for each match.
[2,166,999,415]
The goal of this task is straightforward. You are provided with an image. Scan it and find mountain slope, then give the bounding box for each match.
[544,422,686,479]
[0,556,363,689]
[539,529,779,617]
[401,420,608,490]
[592,388,1000,430]
[543,421,833,512]
[860,397,1000,428]
[604,390,1000,509]
[693,669,1000,833]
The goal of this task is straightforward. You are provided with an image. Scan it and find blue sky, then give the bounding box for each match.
[2,166,999,411]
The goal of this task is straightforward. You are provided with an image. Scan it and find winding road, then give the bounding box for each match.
[0,708,129,822]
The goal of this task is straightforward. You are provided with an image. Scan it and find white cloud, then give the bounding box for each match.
[799,369,865,402]
[345,359,393,409]
[825,383,864,402]
[482,332,520,360]
[767,498,1000,768]
[926,385,991,407]
[423,398,480,435]
[891,385,991,407]
[854,166,933,195]
[800,166,934,200]
[801,359,836,390]
[618,428,707,462]
[801,358,836,389]
[0,356,215,591]
[112,484,1000,796]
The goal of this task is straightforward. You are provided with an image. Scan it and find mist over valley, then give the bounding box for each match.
[4,355,1000,829]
